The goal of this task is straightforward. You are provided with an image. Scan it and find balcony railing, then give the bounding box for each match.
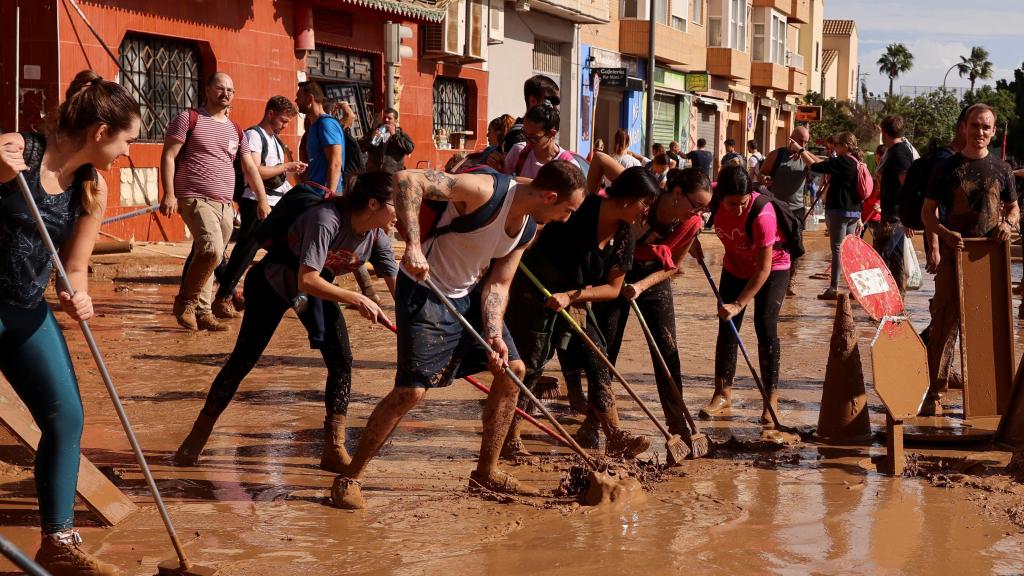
[786,51,805,70]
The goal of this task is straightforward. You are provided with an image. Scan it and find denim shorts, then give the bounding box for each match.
[394,273,520,388]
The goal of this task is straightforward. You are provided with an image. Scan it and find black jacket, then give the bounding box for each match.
[360,125,415,173]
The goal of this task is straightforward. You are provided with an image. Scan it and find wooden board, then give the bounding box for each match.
[996,353,1024,448]
[0,383,137,526]
[870,317,930,419]
[957,239,1015,418]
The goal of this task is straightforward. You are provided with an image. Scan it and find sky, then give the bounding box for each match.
[824,0,1024,97]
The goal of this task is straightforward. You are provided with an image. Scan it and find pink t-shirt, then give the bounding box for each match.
[714,191,791,278]
[166,108,250,204]
[501,142,578,178]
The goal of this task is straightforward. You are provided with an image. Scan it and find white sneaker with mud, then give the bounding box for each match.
[331,477,366,509]
[35,531,121,576]
[469,469,540,496]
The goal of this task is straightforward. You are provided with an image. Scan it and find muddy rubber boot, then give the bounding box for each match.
[919,389,945,417]
[353,265,382,306]
[331,477,366,509]
[212,295,241,319]
[320,414,352,473]
[760,391,780,427]
[573,412,600,449]
[597,404,651,458]
[698,378,733,419]
[500,416,532,459]
[35,530,120,576]
[196,313,230,332]
[469,469,540,496]
[173,296,199,331]
[564,371,589,414]
[786,272,798,297]
[173,412,218,467]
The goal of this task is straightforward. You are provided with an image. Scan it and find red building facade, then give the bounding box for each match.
[0,0,488,241]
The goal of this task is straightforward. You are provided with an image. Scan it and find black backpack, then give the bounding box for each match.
[342,128,365,179]
[744,193,805,259]
[233,126,289,202]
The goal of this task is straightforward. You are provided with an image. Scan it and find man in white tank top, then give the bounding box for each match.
[332,161,586,509]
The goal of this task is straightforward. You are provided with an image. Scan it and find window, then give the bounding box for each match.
[654,0,669,24]
[433,76,469,136]
[691,0,703,25]
[708,0,747,51]
[306,46,376,138]
[672,16,686,30]
[815,41,820,71]
[752,8,786,64]
[622,0,639,18]
[671,0,688,31]
[118,34,202,142]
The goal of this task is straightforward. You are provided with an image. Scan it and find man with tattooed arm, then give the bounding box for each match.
[331,161,586,508]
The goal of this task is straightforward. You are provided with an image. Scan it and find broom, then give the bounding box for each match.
[629,300,711,458]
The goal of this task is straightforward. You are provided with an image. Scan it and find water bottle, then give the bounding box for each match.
[371,125,388,147]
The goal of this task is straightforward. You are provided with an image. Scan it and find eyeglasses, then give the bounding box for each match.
[525,133,549,144]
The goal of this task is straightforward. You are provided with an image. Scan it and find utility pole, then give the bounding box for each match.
[645,0,656,154]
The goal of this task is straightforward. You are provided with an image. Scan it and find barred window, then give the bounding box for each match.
[119,34,202,142]
[433,76,469,135]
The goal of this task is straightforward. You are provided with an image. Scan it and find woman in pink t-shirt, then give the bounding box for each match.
[700,165,791,426]
[501,104,578,178]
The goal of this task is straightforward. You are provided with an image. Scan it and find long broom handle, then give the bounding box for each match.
[694,254,787,430]
[419,277,599,469]
[375,319,568,445]
[629,300,701,436]
[516,263,674,440]
[13,173,192,569]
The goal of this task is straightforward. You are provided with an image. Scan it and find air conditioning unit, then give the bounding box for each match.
[467,0,488,60]
[423,0,467,57]
[488,0,504,45]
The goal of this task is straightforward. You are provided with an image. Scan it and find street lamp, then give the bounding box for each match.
[942,62,960,89]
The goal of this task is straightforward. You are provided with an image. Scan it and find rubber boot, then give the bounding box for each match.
[500,415,532,459]
[573,411,600,449]
[564,370,589,414]
[173,295,199,331]
[212,295,241,319]
[196,313,229,332]
[331,477,366,509]
[320,414,352,473]
[173,412,218,467]
[698,378,733,419]
[35,530,120,576]
[597,402,651,458]
[919,387,946,417]
[353,265,382,306]
[758,339,782,428]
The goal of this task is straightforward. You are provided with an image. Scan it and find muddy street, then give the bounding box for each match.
[1,234,1023,575]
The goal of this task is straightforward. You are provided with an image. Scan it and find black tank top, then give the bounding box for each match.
[0,132,87,308]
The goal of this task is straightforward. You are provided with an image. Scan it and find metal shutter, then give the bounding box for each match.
[652,93,678,147]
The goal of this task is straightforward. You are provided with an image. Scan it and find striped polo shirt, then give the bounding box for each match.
[166,108,250,204]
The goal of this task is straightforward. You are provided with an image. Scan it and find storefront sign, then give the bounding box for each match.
[684,72,709,92]
[796,105,822,122]
[594,67,626,87]
[656,68,687,92]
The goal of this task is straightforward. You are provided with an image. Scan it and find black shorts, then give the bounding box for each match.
[394,273,520,388]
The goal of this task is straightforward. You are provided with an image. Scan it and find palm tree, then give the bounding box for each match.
[957,46,994,92]
[876,43,914,97]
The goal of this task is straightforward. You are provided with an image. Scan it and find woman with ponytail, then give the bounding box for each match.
[501,103,579,178]
[0,70,139,576]
[174,172,397,476]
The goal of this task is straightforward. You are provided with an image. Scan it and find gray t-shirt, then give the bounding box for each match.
[264,203,398,302]
[770,148,807,212]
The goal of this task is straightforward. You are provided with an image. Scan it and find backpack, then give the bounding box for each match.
[176,108,245,200]
[342,128,365,179]
[744,193,806,259]
[855,159,873,201]
[898,155,935,230]
[768,147,792,179]
[233,126,288,202]
[418,168,536,250]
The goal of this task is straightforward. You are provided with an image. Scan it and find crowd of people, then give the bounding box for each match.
[0,67,1020,575]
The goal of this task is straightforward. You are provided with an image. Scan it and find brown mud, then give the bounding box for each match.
[1,233,1024,574]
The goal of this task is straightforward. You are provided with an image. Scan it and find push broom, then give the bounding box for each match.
[629,300,711,458]
[517,263,691,465]
[14,172,218,576]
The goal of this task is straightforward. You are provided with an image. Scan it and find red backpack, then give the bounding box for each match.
[855,159,873,201]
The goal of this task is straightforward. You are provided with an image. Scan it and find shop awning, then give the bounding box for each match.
[337,0,448,22]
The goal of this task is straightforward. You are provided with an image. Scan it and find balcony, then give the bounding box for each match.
[752,61,789,91]
[789,0,810,23]
[788,67,807,94]
[532,0,611,24]
[619,20,707,67]
[753,0,789,13]
[708,47,750,80]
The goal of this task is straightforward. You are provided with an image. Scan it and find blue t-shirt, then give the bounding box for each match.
[306,115,345,192]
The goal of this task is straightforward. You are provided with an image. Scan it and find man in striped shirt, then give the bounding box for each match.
[160,72,268,331]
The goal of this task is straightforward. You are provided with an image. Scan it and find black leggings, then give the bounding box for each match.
[596,267,686,426]
[199,262,354,419]
[214,197,261,300]
[714,267,790,392]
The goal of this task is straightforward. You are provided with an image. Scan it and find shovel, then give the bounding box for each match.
[695,253,801,437]
[629,300,711,458]
[13,172,219,576]
[517,263,691,465]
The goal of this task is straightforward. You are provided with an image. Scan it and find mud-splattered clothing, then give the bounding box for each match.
[926,153,1017,238]
[714,191,791,278]
[714,267,790,393]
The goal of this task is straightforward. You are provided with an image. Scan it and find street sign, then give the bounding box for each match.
[594,67,626,87]
[840,235,904,321]
[685,72,709,92]
[871,317,929,419]
[795,105,822,122]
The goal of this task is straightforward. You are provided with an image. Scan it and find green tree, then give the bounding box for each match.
[957,46,994,93]
[800,92,856,145]
[904,89,961,151]
[877,43,914,97]
[995,62,1024,160]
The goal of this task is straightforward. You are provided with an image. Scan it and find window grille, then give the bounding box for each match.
[118,34,202,142]
[433,76,469,135]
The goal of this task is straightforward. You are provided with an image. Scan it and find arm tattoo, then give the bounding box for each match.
[423,169,456,201]
[483,291,505,339]
[395,176,421,244]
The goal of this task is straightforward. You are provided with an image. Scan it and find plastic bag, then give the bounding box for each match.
[904,238,923,291]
